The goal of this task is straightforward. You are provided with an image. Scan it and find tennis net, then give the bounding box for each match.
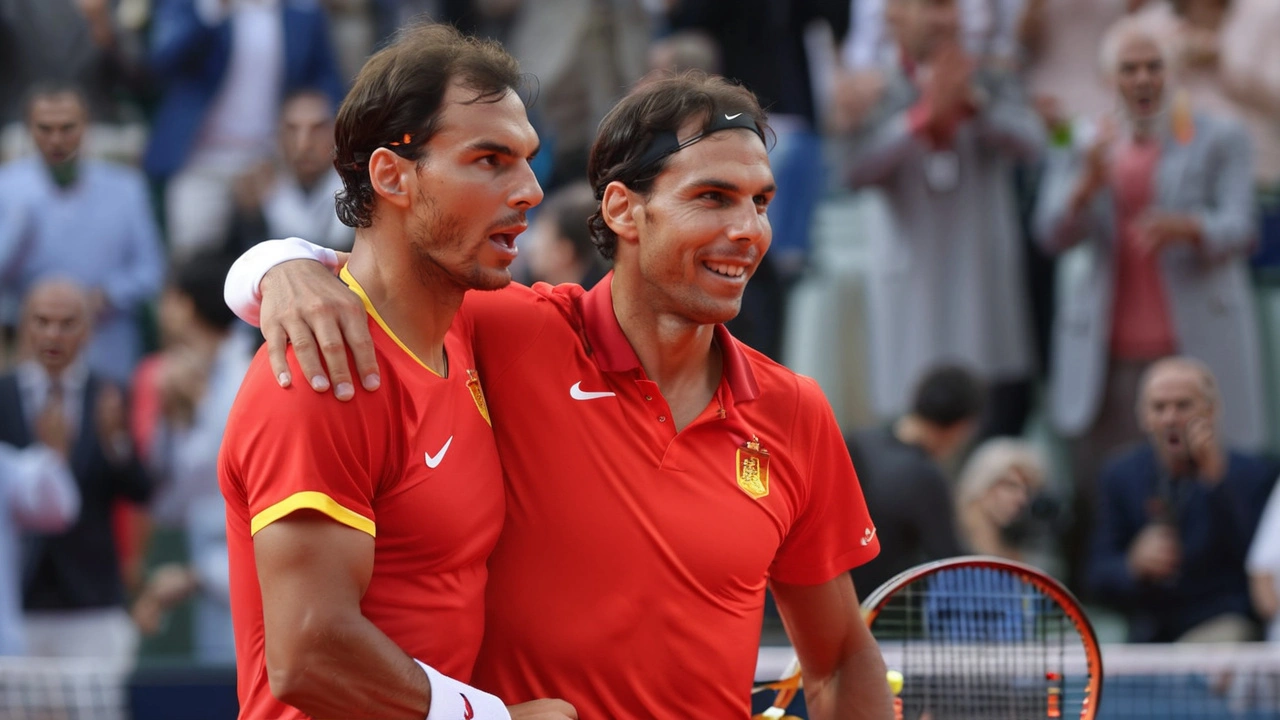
[0,657,130,720]
[2,644,1278,718]
[755,642,1280,719]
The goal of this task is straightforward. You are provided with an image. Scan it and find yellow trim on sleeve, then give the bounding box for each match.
[250,491,376,537]
[339,266,440,376]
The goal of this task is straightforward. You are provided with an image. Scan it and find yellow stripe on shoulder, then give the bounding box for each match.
[250,491,376,537]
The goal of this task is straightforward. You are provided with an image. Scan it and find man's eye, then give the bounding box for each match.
[479,155,500,167]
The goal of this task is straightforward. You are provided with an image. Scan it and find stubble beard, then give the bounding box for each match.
[409,188,508,293]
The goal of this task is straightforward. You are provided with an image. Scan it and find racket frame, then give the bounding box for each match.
[860,555,1104,720]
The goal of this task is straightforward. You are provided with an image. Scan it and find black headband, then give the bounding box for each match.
[628,111,766,180]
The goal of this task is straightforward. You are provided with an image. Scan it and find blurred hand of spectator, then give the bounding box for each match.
[74,0,115,47]
[1184,415,1226,485]
[95,383,131,463]
[131,562,198,636]
[1128,523,1181,582]
[830,68,886,134]
[35,395,72,458]
[158,348,210,429]
[1179,24,1220,69]
[1069,119,1116,214]
[923,40,977,130]
[1032,94,1067,133]
[233,160,277,213]
[1135,211,1203,255]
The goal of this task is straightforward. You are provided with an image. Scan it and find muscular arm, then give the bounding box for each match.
[255,513,431,719]
[772,575,893,720]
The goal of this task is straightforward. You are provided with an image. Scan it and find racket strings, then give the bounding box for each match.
[872,566,1092,720]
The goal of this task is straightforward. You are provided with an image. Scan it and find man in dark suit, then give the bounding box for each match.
[0,277,151,661]
[1088,356,1278,643]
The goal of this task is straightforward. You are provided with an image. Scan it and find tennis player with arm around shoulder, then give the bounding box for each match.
[226,71,893,719]
[216,23,575,720]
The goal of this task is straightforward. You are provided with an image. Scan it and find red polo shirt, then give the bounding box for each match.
[458,275,878,719]
[219,268,505,720]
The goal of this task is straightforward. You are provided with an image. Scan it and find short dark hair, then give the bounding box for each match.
[23,80,89,120]
[333,22,523,228]
[586,71,770,260]
[169,250,239,331]
[281,87,335,117]
[910,364,985,428]
[541,182,599,263]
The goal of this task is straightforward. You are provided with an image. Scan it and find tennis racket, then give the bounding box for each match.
[753,556,1102,719]
[864,556,1103,720]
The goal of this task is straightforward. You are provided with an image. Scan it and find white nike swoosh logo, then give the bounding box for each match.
[861,526,877,546]
[724,112,743,120]
[424,436,453,468]
[569,382,616,401]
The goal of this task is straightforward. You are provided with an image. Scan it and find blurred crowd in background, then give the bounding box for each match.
[1,0,1280,671]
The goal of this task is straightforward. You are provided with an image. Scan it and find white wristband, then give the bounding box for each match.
[223,236,340,327]
[415,660,511,720]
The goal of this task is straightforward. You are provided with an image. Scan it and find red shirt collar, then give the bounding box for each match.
[579,272,760,403]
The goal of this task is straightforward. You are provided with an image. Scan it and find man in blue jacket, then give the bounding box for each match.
[1088,356,1278,642]
[145,0,343,257]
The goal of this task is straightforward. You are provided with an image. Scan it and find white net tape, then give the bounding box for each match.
[757,642,1280,719]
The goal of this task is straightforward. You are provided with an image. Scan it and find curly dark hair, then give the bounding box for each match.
[333,22,524,228]
[586,71,770,260]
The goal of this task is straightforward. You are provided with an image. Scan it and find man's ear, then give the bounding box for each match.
[368,147,413,210]
[600,181,641,246]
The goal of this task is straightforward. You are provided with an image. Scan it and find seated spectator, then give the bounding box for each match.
[847,364,983,599]
[1087,357,1276,643]
[522,182,608,290]
[0,440,80,656]
[956,438,1052,562]
[145,0,344,258]
[1247,479,1280,642]
[0,278,151,662]
[130,251,249,663]
[228,88,353,254]
[0,82,165,384]
[844,0,1045,438]
[145,251,252,530]
[0,0,150,160]
[1035,12,1266,592]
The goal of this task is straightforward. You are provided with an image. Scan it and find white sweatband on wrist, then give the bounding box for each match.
[223,236,340,327]
[415,660,511,720]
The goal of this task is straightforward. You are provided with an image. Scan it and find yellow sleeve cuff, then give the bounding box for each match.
[250,491,376,537]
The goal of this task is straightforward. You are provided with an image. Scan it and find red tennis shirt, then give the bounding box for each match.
[218,269,504,720]
[459,275,879,718]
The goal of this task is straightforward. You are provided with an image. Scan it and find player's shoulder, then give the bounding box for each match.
[732,337,825,407]
[227,343,398,429]
[462,281,583,317]
[460,281,587,345]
